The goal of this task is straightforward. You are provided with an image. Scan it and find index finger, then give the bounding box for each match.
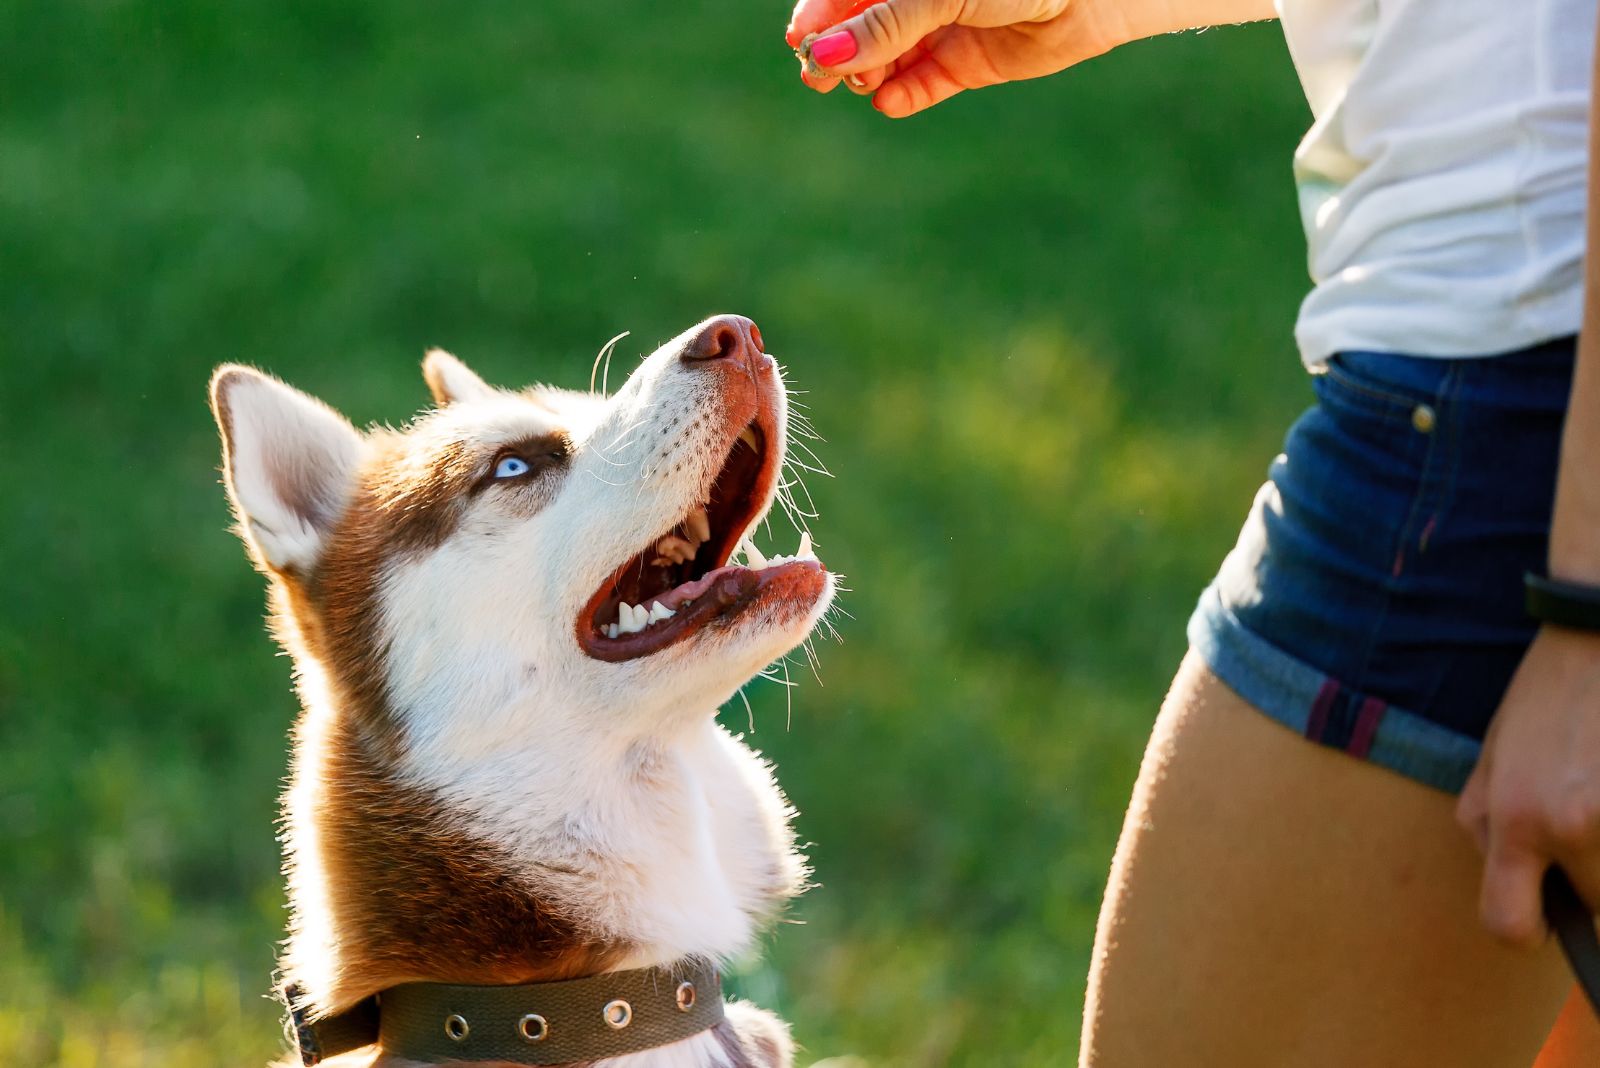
[1482,827,1549,949]
[786,0,874,48]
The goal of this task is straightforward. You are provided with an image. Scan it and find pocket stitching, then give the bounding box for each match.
[1319,359,1424,419]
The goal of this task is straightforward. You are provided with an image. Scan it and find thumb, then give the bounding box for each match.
[800,0,964,75]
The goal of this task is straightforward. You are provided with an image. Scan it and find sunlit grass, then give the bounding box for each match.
[1,1,1310,1063]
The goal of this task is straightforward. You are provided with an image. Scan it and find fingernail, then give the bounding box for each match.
[847,73,867,88]
[809,30,857,67]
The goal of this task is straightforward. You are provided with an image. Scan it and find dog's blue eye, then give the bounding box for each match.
[494,455,531,479]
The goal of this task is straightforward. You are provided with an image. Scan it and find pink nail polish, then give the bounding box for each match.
[809,30,858,68]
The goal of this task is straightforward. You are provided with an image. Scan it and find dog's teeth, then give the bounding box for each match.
[648,601,674,624]
[687,507,711,545]
[606,623,620,639]
[742,540,768,569]
[650,556,673,568]
[738,426,759,450]
[797,531,813,559]
[657,535,695,563]
[616,603,648,635]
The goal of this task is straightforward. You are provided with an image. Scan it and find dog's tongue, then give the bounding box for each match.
[653,565,742,613]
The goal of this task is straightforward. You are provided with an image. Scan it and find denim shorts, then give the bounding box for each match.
[1189,337,1576,794]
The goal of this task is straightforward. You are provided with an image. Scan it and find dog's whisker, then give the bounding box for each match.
[782,469,823,521]
[788,419,823,442]
[774,481,820,520]
[783,657,794,731]
[801,639,825,686]
[590,330,630,395]
[789,439,832,476]
[783,458,831,478]
[792,480,821,519]
[736,685,756,734]
[596,418,651,457]
[583,469,635,488]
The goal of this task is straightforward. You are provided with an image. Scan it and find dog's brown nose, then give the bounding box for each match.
[681,315,768,370]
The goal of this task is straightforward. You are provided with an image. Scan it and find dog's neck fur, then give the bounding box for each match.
[277,613,803,1068]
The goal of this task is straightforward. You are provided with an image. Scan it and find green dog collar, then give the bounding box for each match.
[284,959,723,1065]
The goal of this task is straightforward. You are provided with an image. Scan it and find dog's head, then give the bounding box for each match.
[210,316,835,761]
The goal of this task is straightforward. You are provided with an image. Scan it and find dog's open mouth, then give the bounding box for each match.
[577,420,826,662]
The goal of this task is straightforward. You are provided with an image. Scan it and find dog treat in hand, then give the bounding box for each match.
[798,33,825,78]
[796,0,877,77]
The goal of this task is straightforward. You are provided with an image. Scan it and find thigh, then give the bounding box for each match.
[1081,652,1571,1068]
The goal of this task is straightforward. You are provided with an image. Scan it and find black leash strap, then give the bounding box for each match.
[1544,866,1600,1015]
[283,983,378,1065]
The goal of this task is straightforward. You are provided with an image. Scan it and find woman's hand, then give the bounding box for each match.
[1457,625,1600,946]
[786,0,1113,117]
[785,0,1277,118]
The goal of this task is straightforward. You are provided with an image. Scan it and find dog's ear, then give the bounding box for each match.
[422,349,497,406]
[209,365,363,576]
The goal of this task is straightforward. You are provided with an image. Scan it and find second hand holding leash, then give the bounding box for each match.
[1525,571,1600,1012]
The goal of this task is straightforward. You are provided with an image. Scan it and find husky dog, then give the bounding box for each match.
[209,316,836,1067]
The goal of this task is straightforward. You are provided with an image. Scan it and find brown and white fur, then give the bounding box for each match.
[209,316,836,1068]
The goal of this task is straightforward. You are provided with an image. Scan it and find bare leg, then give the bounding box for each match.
[1082,652,1571,1067]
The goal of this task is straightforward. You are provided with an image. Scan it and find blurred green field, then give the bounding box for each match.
[0,3,1313,1064]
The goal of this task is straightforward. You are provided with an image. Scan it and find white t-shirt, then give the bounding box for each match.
[1278,0,1595,366]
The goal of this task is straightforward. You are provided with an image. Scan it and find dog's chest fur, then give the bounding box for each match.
[279,661,805,1003]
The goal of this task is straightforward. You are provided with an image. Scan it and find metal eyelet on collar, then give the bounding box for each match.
[603,999,632,1029]
[444,1014,470,1042]
[675,981,696,1012]
[518,1013,549,1043]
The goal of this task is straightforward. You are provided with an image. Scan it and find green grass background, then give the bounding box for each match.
[0,3,1313,1064]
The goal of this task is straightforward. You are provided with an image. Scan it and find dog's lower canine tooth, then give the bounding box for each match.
[798,530,813,558]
